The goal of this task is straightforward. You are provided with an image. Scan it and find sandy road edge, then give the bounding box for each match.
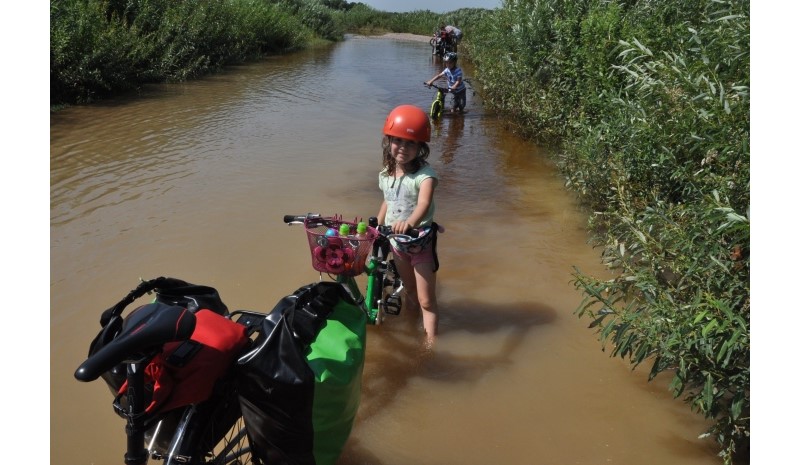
[349,32,433,43]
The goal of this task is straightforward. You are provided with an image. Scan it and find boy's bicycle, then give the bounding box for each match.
[425,83,450,121]
[283,213,414,326]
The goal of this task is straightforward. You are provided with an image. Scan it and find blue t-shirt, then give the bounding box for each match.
[444,67,466,93]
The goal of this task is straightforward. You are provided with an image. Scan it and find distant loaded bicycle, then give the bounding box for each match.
[429,30,456,57]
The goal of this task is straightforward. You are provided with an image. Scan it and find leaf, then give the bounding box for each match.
[702,375,714,413]
[702,319,718,337]
[725,212,748,223]
[588,313,608,328]
[731,393,744,420]
[632,37,653,56]
[716,339,730,363]
[693,310,708,324]
[715,14,743,22]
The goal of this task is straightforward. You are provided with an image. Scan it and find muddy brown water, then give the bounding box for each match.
[50,35,720,465]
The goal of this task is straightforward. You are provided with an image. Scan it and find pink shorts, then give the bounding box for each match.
[391,243,435,267]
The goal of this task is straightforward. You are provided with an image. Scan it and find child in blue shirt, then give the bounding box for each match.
[425,52,467,114]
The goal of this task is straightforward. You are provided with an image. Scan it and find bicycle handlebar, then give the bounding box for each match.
[283,214,420,238]
[424,82,450,93]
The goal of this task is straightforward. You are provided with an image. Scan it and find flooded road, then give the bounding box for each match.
[51,34,719,464]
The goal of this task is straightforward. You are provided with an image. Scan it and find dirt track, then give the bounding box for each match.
[355,32,432,43]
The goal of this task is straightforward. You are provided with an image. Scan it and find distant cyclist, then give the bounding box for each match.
[438,23,463,51]
[425,52,467,114]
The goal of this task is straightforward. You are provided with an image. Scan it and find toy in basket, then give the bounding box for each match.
[304,216,378,276]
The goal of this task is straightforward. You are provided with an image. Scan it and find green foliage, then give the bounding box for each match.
[469,0,749,462]
[337,4,495,39]
[51,0,329,105]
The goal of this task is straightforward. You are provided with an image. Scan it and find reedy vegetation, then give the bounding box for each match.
[50,0,750,462]
[51,0,340,104]
[469,0,749,463]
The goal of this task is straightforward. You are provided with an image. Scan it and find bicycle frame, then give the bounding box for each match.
[338,224,402,325]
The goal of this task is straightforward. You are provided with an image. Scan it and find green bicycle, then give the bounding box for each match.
[425,82,450,121]
[283,213,420,325]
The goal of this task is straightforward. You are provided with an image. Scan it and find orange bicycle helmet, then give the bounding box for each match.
[383,105,431,143]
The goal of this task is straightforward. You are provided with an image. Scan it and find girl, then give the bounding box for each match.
[378,105,440,346]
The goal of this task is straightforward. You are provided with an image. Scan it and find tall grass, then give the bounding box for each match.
[337,4,495,37]
[469,1,749,462]
[51,0,340,105]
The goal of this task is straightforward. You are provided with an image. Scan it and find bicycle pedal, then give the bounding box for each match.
[383,294,402,315]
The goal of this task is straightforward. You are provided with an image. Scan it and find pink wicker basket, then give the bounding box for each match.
[304,216,378,277]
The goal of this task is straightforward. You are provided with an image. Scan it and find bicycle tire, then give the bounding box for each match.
[145,378,254,464]
[430,99,443,121]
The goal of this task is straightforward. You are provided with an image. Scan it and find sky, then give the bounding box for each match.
[357,0,502,13]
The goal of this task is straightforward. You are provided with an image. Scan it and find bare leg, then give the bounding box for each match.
[414,261,438,346]
[394,256,438,345]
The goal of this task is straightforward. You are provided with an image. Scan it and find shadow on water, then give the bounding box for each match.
[341,300,557,465]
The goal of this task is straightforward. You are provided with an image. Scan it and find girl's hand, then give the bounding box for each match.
[391,220,413,234]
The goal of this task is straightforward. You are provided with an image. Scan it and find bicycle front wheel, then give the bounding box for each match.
[430,99,443,121]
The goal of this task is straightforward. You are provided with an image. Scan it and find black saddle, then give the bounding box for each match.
[75,302,196,382]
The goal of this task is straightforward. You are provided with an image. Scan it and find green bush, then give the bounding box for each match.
[469,0,749,462]
[51,0,324,105]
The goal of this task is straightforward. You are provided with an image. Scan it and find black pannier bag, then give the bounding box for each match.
[236,282,367,465]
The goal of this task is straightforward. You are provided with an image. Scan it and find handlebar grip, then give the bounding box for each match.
[284,214,321,224]
[377,225,420,238]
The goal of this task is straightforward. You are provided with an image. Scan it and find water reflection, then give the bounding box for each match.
[438,114,465,164]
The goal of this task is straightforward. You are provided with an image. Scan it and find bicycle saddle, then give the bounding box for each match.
[75,302,196,382]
